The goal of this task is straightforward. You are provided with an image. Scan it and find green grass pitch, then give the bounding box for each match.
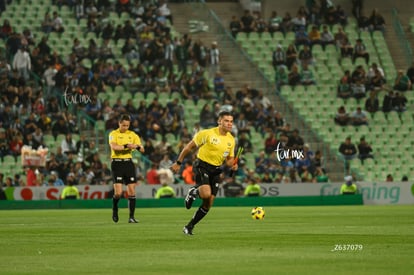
[1,205,413,274]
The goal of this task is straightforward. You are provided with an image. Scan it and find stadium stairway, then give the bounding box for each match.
[364,0,410,70]
[169,1,265,91]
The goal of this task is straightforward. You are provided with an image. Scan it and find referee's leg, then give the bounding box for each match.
[126,183,138,223]
[111,161,123,223]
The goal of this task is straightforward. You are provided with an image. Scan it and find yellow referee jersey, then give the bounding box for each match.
[193,127,235,166]
[109,129,141,159]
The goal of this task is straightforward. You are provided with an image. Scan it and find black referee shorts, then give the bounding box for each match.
[193,159,223,196]
[111,159,136,185]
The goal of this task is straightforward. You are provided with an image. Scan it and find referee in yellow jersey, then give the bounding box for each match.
[171,111,238,235]
[109,114,145,223]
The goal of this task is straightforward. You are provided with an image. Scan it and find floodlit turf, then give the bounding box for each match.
[1,205,414,274]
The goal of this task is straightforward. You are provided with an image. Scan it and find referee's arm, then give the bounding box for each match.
[110,143,143,151]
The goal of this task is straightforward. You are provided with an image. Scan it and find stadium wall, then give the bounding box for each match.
[1,182,413,205]
[0,195,363,210]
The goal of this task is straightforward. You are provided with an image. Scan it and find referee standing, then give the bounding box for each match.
[109,114,145,223]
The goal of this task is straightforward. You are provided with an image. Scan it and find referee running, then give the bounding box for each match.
[171,111,238,235]
[109,114,145,223]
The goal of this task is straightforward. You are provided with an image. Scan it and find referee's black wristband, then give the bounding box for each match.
[176,160,182,165]
[124,144,128,149]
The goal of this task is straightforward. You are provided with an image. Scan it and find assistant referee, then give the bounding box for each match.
[109,114,145,223]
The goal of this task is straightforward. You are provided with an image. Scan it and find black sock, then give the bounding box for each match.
[188,207,209,228]
[112,196,120,211]
[128,196,136,218]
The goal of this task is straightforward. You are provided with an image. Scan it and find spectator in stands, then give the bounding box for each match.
[268,10,283,35]
[157,167,174,186]
[406,61,414,84]
[32,127,45,148]
[192,39,208,68]
[392,92,408,112]
[76,134,90,158]
[0,128,9,160]
[261,171,273,183]
[357,11,370,31]
[238,132,253,153]
[352,0,363,19]
[314,167,329,183]
[285,43,298,70]
[357,136,374,163]
[281,12,293,33]
[158,153,172,171]
[300,63,316,86]
[240,10,255,33]
[264,132,278,155]
[272,44,286,71]
[393,70,412,92]
[365,91,380,114]
[254,12,268,34]
[294,26,310,48]
[275,65,289,91]
[308,25,322,49]
[353,39,370,64]
[23,132,40,149]
[298,44,313,67]
[386,174,394,182]
[340,39,354,61]
[338,70,352,98]
[52,117,69,139]
[60,133,76,157]
[52,11,65,33]
[12,46,31,81]
[209,41,220,79]
[9,131,23,158]
[146,164,161,185]
[49,171,65,186]
[234,112,251,137]
[339,136,358,161]
[368,8,386,32]
[367,67,386,92]
[0,19,12,40]
[287,129,304,151]
[382,90,394,113]
[213,71,225,98]
[320,25,335,50]
[175,37,189,75]
[116,0,132,16]
[41,12,54,34]
[291,11,306,32]
[221,86,237,106]
[367,62,385,81]
[181,161,195,185]
[351,65,367,99]
[351,107,369,126]
[199,103,216,129]
[288,63,301,87]
[336,5,349,26]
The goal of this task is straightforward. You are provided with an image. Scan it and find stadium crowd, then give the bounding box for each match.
[14,0,414,189]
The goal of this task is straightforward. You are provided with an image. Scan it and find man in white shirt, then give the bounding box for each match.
[209,41,220,78]
[12,46,31,81]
